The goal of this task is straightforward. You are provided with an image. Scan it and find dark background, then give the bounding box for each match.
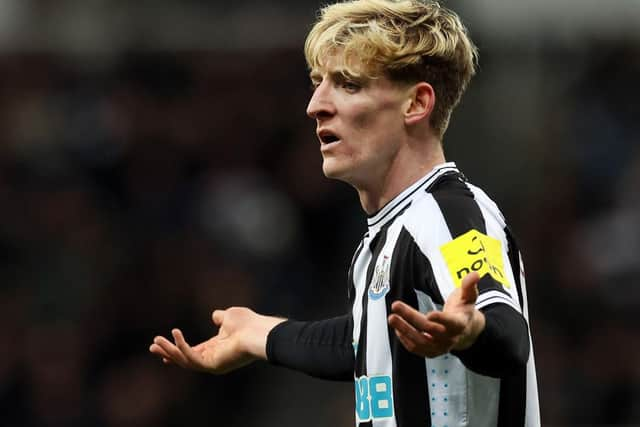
[1,1,639,426]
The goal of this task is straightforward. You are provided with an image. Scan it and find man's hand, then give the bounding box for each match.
[149,307,285,374]
[388,272,485,358]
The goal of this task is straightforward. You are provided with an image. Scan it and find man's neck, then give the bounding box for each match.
[357,144,446,215]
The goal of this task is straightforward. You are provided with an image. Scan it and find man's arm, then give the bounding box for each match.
[450,303,529,377]
[388,271,529,378]
[149,308,354,380]
[266,315,354,381]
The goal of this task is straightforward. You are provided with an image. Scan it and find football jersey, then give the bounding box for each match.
[348,162,540,427]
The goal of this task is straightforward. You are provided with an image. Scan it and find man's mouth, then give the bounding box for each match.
[318,129,341,146]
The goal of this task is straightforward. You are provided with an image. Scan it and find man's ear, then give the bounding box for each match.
[404,82,435,125]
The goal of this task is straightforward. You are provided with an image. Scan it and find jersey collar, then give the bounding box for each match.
[366,162,459,230]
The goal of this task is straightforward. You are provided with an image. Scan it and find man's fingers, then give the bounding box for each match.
[152,335,189,367]
[426,311,466,335]
[390,301,447,336]
[393,323,447,358]
[388,313,431,345]
[459,271,480,304]
[171,329,202,367]
[391,301,429,330]
[149,343,172,360]
[394,328,418,353]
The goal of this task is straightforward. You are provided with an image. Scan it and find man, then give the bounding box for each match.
[149,1,541,426]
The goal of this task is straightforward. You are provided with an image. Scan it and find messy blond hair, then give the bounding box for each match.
[305,0,478,138]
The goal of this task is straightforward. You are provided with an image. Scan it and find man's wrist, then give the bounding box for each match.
[453,309,486,351]
[244,315,287,360]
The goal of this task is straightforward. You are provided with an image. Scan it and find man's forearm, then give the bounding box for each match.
[451,304,530,378]
[266,315,354,381]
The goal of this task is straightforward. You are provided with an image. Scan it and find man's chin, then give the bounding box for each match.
[322,161,349,181]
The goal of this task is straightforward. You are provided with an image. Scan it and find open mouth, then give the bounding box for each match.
[318,130,341,145]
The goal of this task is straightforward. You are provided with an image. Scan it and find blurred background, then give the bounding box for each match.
[0,0,639,426]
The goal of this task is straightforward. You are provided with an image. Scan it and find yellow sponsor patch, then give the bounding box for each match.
[439,229,510,288]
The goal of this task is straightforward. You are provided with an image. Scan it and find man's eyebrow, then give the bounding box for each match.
[309,69,362,82]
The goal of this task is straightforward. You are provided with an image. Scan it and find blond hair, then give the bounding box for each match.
[305,0,478,138]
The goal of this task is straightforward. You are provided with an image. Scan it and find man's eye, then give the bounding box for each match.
[342,81,360,92]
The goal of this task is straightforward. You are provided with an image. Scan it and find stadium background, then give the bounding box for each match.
[0,0,639,426]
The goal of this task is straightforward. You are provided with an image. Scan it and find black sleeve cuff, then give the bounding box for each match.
[266,315,354,381]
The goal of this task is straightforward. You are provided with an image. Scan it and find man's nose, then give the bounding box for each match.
[306,81,335,119]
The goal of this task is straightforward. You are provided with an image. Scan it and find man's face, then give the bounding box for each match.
[306,57,410,188]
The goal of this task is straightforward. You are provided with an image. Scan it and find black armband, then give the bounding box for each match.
[266,314,354,381]
[451,304,530,378]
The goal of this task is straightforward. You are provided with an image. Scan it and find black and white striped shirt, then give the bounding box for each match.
[348,162,539,427]
[267,162,540,427]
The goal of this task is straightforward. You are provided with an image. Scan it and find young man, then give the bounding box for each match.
[150,1,541,426]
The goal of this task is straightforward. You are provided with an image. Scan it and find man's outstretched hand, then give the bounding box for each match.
[388,272,485,358]
[149,307,285,374]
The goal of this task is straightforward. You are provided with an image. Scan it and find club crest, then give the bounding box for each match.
[368,255,390,300]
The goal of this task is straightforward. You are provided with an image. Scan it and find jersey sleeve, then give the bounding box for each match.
[265,314,354,381]
[408,174,531,377]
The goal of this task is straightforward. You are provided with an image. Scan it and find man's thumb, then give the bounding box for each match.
[460,272,480,304]
[212,309,226,326]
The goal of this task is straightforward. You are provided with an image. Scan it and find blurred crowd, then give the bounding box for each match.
[0,39,639,427]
